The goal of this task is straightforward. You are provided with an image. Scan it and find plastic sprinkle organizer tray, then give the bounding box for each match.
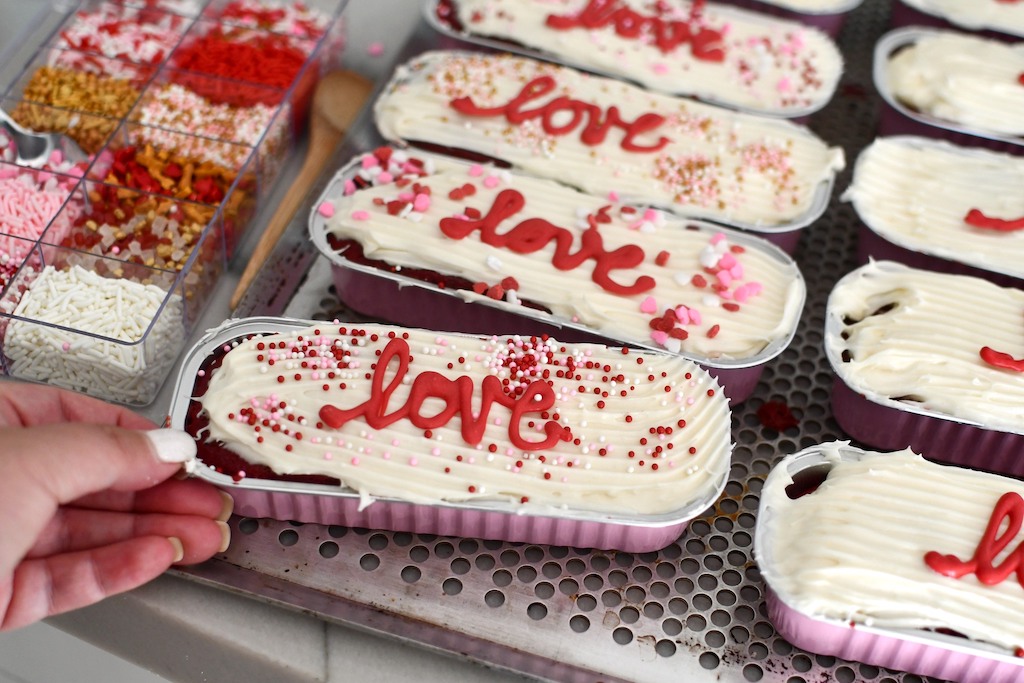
[0,0,346,405]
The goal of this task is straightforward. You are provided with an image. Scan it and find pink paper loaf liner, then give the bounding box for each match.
[765,588,1024,683]
[856,222,1024,291]
[873,28,1024,157]
[167,317,730,553]
[221,485,689,552]
[757,225,801,255]
[829,377,1024,478]
[888,1,1023,41]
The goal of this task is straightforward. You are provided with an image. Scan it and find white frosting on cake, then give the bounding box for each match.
[319,147,804,362]
[883,30,1024,137]
[197,322,732,516]
[760,442,1024,652]
[825,261,1024,434]
[373,51,845,229]
[743,0,859,11]
[898,0,1024,37]
[843,136,1024,280]
[446,0,843,115]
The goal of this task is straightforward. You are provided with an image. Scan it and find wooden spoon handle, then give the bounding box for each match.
[230,72,371,309]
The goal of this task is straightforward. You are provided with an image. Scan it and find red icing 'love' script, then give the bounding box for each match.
[925,491,1024,588]
[450,75,671,153]
[319,337,573,451]
[439,188,655,296]
[545,0,726,62]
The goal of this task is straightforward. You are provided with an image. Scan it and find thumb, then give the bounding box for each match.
[0,424,197,576]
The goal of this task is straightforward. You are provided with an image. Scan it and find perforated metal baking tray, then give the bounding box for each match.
[175,1,943,681]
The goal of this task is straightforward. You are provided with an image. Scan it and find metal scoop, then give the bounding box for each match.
[0,106,89,169]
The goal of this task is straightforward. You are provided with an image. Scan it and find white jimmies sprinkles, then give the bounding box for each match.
[3,265,184,404]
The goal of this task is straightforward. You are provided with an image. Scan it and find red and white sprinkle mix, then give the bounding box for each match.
[56,3,190,65]
[212,0,330,39]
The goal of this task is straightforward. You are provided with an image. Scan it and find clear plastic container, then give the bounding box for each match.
[0,0,349,404]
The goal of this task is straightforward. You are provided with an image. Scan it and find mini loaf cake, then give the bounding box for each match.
[883,29,1024,138]
[759,442,1024,656]
[373,50,844,230]
[825,261,1024,436]
[437,0,844,116]
[317,146,805,362]
[844,136,1024,283]
[191,321,732,516]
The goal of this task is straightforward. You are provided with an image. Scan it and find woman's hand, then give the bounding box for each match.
[0,382,231,631]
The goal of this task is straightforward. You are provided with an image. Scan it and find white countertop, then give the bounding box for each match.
[0,1,530,680]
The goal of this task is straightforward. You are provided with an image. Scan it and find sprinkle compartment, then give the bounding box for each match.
[0,0,348,405]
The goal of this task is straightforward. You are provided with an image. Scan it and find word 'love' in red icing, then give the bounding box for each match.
[979,310,1024,373]
[318,337,572,451]
[546,0,725,62]
[450,75,671,153]
[925,491,1024,588]
[440,188,655,295]
[980,346,1024,373]
[964,208,1024,232]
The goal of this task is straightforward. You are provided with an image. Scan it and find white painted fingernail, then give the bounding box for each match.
[216,521,232,553]
[145,429,197,464]
[168,537,185,563]
[217,491,235,522]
